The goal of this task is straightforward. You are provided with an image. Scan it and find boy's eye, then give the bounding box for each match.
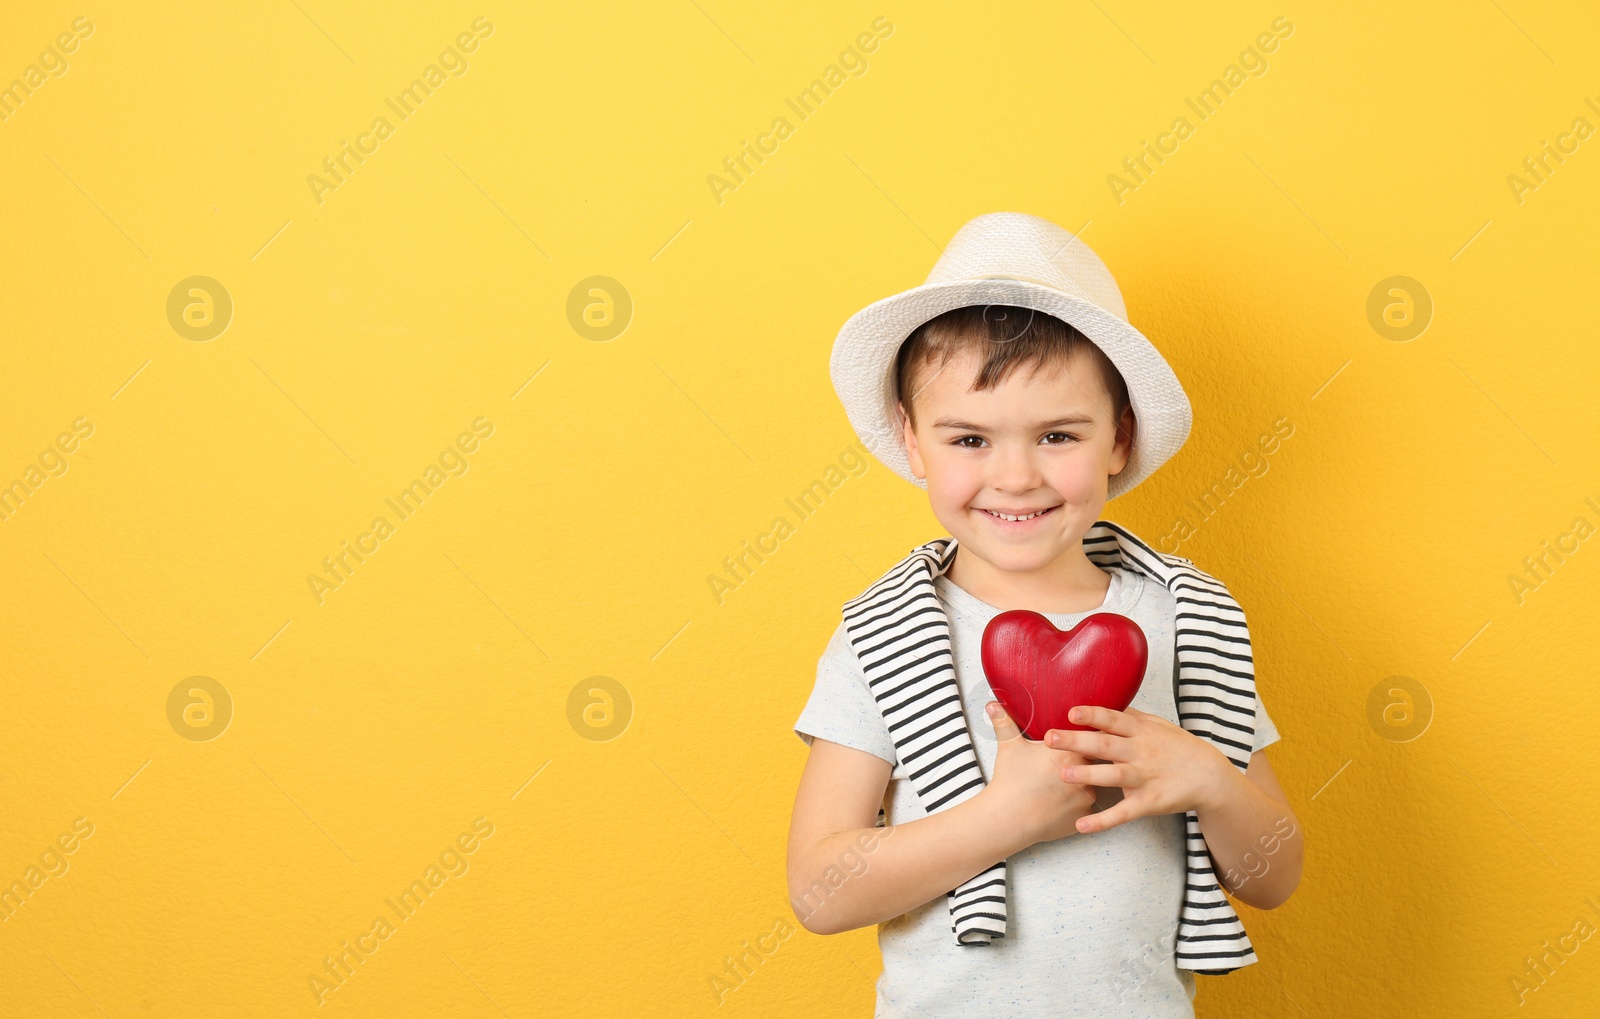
[950,432,1080,448]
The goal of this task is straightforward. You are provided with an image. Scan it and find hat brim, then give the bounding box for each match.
[829,277,1192,500]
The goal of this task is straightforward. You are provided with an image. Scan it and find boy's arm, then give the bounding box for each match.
[786,737,1030,935]
[1193,749,1303,910]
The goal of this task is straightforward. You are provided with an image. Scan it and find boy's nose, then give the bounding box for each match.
[988,442,1044,492]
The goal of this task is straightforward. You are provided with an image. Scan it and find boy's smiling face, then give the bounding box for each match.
[898,345,1136,606]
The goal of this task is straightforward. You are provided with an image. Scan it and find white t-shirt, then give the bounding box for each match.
[794,565,1281,1018]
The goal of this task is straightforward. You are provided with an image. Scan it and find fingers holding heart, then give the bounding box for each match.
[1049,706,1227,830]
[1059,761,1136,787]
[1045,726,1128,762]
[1069,704,1141,736]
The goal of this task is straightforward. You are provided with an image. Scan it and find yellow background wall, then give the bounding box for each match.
[2,1,1597,1015]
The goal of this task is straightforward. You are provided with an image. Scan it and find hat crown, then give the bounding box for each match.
[923,211,1129,323]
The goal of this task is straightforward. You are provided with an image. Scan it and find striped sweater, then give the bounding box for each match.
[840,519,1260,974]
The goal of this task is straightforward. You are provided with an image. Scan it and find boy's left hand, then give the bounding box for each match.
[1044,705,1233,834]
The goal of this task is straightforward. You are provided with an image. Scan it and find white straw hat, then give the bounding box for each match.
[829,211,1192,500]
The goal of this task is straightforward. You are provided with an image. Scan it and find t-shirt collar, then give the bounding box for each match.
[933,566,1136,624]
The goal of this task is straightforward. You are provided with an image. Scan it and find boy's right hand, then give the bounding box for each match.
[983,700,1098,847]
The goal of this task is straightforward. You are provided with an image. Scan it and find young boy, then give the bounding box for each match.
[787,212,1302,1017]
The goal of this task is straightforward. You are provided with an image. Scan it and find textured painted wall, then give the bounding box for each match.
[2,2,1597,1016]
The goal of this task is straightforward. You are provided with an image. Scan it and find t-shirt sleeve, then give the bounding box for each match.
[793,620,897,766]
[1252,687,1281,753]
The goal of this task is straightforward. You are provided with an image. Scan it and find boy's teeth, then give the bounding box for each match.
[985,508,1045,521]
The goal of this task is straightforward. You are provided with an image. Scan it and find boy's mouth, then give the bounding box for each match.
[978,505,1058,525]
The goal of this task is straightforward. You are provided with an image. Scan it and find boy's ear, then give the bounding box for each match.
[1108,405,1137,477]
[898,401,927,480]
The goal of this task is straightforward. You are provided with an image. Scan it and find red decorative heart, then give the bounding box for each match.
[980,610,1148,740]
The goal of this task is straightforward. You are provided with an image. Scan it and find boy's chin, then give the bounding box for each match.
[954,533,1072,572]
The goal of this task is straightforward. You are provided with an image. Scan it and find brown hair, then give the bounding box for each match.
[894,305,1131,438]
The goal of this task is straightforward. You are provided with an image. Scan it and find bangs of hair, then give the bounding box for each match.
[894,305,1130,433]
